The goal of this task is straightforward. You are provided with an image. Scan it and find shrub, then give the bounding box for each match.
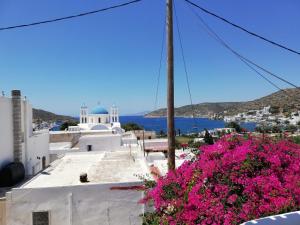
[122,122,143,131]
[60,121,78,131]
[142,135,300,225]
[226,122,242,133]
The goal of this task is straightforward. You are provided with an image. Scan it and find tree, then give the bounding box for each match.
[285,125,297,134]
[204,129,214,145]
[271,125,281,133]
[60,121,78,131]
[225,121,242,133]
[269,105,280,114]
[121,123,143,132]
[159,130,166,137]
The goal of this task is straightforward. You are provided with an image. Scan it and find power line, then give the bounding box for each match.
[186,4,299,91]
[154,24,166,111]
[174,2,198,131]
[0,0,142,31]
[184,0,300,56]
[186,4,300,109]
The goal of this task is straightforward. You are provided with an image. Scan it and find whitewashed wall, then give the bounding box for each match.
[0,96,49,176]
[6,182,144,225]
[26,132,50,175]
[79,134,122,152]
[0,97,14,170]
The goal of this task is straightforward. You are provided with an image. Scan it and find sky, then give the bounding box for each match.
[0,0,299,116]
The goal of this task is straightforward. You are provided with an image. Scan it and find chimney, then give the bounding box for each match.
[12,90,22,163]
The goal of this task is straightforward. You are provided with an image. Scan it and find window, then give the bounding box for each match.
[32,211,49,225]
[87,145,92,151]
[98,118,101,123]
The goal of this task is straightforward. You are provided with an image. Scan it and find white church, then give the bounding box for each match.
[68,104,123,134]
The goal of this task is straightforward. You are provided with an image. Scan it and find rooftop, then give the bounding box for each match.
[22,150,149,188]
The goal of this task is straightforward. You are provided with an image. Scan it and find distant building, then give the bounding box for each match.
[72,104,122,133]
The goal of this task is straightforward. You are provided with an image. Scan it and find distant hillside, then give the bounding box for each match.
[33,109,77,123]
[123,111,151,116]
[146,88,300,117]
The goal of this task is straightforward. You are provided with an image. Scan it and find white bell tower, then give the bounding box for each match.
[80,104,88,124]
[110,105,119,123]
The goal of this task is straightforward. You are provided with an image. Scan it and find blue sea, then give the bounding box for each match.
[120,116,256,134]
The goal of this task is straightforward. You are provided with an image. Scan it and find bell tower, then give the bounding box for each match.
[110,105,119,123]
[80,104,88,124]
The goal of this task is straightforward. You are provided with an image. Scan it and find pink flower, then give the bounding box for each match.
[142,135,300,225]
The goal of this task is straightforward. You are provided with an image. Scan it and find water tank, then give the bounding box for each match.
[0,162,25,187]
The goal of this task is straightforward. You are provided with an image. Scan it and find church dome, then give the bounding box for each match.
[90,106,109,114]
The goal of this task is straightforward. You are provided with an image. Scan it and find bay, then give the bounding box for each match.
[119,116,256,134]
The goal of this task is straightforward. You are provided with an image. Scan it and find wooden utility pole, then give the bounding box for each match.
[166,0,175,170]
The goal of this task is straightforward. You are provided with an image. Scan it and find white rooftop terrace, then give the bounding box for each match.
[22,150,149,188]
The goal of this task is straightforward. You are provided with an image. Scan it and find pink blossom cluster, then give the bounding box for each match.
[144,135,300,225]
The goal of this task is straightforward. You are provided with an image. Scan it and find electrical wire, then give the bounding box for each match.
[0,0,142,31]
[186,4,299,106]
[186,4,299,91]
[154,24,166,111]
[184,0,300,56]
[174,2,199,131]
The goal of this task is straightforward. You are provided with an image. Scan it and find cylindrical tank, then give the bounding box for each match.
[12,90,22,163]
[0,162,25,187]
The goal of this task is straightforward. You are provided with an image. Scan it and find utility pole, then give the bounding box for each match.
[166,0,175,170]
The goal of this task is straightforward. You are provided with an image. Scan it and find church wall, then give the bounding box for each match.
[88,114,110,124]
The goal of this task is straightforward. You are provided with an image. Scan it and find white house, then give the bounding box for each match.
[0,90,49,177]
[5,148,148,225]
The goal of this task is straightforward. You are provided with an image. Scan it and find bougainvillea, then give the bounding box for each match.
[143,135,300,225]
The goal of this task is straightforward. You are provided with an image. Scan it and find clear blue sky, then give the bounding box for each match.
[0,0,299,116]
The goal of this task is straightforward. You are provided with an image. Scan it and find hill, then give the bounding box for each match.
[33,108,77,123]
[146,88,300,117]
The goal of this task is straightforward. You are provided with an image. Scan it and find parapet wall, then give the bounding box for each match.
[50,132,81,144]
[6,182,143,225]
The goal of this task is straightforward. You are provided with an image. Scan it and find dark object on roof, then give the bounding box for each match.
[0,162,25,187]
[80,172,88,183]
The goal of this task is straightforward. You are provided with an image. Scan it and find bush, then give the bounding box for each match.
[121,123,143,131]
[142,135,300,225]
[225,122,242,133]
[60,121,78,131]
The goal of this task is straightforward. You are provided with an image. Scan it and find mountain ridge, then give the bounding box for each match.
[146,88,300,117]
[33,108,77,122]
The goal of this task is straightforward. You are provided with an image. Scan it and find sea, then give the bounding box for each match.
[51,116,256,133]
[119,116,256,134]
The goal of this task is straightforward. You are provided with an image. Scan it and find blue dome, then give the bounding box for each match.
[90,106,109,114]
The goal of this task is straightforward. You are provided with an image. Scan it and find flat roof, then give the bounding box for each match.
[22,150,149,188]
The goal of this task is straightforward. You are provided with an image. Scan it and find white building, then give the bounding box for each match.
[70,104,123,134]
[6,149,148,225]
[0,90,49,177]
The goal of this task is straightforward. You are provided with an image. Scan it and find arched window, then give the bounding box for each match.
[98,118,101,123]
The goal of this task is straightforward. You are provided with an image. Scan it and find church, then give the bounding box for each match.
[68,104,123,133]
